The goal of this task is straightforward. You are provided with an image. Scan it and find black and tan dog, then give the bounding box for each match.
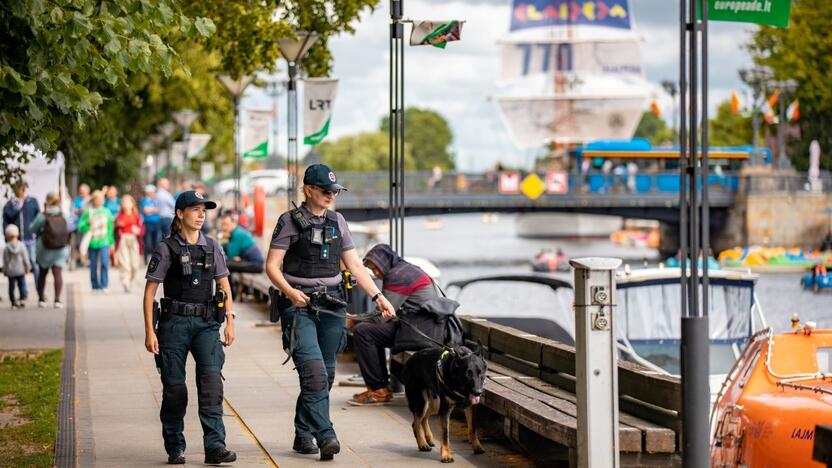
[401,344,487,463]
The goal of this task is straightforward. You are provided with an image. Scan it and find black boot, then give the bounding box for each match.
[293,435,319,454]
[167,450,185,465]
[204,447,237,464]
[318,438,340,461]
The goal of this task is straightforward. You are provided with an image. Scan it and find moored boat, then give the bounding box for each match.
[711,322,832,467]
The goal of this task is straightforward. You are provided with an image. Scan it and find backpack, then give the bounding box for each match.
[392,296,464,353]
[42,214,69,249]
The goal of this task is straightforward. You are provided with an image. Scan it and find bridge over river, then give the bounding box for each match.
[328,170,832,255]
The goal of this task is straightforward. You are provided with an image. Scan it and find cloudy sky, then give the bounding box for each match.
[246,0,755,171]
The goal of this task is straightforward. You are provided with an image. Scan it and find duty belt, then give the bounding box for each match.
[292,285,342,295]
[162,298,211,317]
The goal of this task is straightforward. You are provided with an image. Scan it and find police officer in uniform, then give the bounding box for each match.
[143,191,237,465]
[266,164,395,461]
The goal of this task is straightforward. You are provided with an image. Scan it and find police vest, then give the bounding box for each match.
[161,237,215,303]
[282,209,342,278]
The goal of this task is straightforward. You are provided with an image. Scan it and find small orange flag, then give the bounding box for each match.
[650,100,661,117]
[787,100,799,122]
[730,91,741,114]
[763,89,780,124]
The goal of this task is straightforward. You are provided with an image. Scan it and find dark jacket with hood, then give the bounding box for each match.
[3,196,40,243]
[363,243,438,311]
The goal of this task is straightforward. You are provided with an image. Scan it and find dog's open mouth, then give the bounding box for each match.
[469,394,481,405]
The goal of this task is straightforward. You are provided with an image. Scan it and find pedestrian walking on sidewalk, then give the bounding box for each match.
[3,181,40,285]
[29,192,69,308]
[142,190,237,465]
[3,224,30,308]
[114,195,143,293]
[265,164,396,461]
[78,191,114,292]
[141,184,162,262]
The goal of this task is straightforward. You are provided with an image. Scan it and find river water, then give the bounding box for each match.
[373,213,832,332]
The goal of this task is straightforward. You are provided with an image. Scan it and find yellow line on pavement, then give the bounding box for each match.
[224,398,279,467]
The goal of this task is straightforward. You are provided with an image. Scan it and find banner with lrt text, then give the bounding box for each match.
[706,0,791,28]
[510,0,632,32]
[303,78,338,146]
[242,109,271,159]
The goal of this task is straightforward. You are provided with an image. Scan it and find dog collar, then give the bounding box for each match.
[435,349,468,401]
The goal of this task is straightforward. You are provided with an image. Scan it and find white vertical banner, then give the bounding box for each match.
[242,109,272,159]
[303,78,338,145]
[187,134,212,159]
[200,162,215,182]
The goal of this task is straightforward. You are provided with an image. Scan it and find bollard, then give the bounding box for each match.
[569,257,621,468]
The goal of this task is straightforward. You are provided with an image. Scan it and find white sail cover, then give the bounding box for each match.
[496,0,650,148]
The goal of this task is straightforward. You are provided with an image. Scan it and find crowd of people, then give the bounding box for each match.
[2,176,267,308]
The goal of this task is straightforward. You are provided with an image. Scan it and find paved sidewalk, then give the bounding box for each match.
[49,268,516,467]
[0,273,66,352]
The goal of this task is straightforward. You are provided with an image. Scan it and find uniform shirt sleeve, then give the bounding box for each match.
[269,212,298,250]
[336,213,355,251]
[145,242,171,282]
[212,239,230,279]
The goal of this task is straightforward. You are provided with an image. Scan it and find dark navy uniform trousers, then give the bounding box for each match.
[156,314,226,454]
[281,304,347,442]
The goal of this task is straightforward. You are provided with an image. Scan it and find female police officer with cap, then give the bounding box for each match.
[266,164,396,461]
[143,190,237,465]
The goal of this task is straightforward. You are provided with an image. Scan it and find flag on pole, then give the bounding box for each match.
[303,78,338,145]
[730,91,741,114]
[786,99,799,122]
[762,89,780,124]
[649,100,661,117]
[410,20,463,49]
[242,109,272,159]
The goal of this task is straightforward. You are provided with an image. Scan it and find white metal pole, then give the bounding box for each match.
[570,257,622,468]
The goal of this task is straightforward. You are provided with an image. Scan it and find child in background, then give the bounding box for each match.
[3,224,30,308]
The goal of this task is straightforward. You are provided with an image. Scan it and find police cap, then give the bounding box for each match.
[175,190,217,211]
[303,164,347,192]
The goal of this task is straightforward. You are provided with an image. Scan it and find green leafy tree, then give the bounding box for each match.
[749,0,832,170]
[317,131,414,171]
[186,0,380,78]
[634,111,673,146]
[708,100,753,147]
[63,42,234,187]
[2,0,381,187]
[0,0,215,186]
[380,107,455,170]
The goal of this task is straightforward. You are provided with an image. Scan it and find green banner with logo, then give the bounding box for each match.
[705,0,791,27]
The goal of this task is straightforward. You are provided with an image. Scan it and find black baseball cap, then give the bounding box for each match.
[175,190,217,211]
[303,164,347,191]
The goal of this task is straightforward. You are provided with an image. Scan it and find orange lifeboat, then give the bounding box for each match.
[711,323,832,466]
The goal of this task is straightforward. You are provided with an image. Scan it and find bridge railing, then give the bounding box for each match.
[742,173,832,194]
[335,170,742,198]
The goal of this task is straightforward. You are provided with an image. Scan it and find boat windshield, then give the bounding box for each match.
[616,279,755,374]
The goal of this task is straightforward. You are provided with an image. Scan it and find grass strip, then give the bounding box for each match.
[0,349,63,467]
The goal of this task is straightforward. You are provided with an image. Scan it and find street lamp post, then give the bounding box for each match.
[775,79,797,169]
[217,74,255,212]
[739,67,773,153]
[172,109,201,185]
[278,30,319,206]
[661,80,679,141]
[157,122,177,179]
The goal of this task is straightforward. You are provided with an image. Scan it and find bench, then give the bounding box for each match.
[391,316,681,460]
[233,272,273,303]
[227,273,683,462]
